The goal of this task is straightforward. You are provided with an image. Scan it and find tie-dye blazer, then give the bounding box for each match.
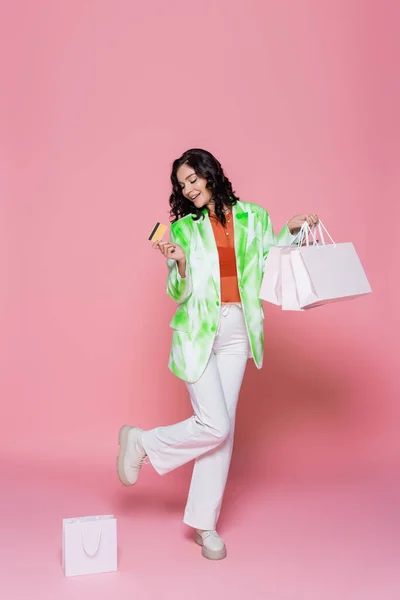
[166,201,296,382]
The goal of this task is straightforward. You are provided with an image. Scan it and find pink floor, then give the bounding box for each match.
[1,457,399,600]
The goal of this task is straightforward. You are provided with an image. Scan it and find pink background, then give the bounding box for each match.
[1,1,400,598]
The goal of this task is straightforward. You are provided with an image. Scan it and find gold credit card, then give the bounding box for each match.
[148,222,167,242]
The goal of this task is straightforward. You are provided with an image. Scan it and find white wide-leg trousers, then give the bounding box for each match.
[142,303,250,530]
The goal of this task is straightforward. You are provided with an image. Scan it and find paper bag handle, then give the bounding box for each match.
[292,222,311,245]
[296,222,318,247]
[80,523,103,558]
[296,220,337,249]
[293,222,309,246]
[313,220,336,246]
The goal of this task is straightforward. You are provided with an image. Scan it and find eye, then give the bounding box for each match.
[189,177,197,184]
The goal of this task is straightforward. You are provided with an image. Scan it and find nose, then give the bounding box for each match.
[184,183,195,198]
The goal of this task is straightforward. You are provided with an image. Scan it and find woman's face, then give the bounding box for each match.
[176,163,213,210]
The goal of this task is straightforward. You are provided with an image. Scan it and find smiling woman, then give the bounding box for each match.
[169,148,239,226]
[116,148,319,561]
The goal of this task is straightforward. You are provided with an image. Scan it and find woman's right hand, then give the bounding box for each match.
[153,240,186,263]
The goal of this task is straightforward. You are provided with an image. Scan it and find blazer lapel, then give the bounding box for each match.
[195,211,220,297]
[233,202,248,284]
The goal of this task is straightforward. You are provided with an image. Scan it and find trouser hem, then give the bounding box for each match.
[183,509,219,531]
[141,434,168,476]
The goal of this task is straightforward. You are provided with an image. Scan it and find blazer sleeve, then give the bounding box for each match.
[166,223,192,304]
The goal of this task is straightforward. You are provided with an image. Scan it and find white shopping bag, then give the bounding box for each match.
[292,222,372,309]
[259,228,304,305]
[281,249,303,311]
[259,246,284,305]
[62,515,117,577]
[289,250,319,308]
[270,224,314,311]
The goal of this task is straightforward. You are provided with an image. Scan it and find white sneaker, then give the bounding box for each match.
[195,529,227,560]
[117,425,147,486]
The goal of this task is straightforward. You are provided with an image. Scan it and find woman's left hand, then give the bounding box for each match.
[287,213,319,234]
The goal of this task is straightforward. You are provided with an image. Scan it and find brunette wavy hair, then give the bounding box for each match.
[169,148,239,226]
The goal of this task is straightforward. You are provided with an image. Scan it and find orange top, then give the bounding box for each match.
[209,211,241,303]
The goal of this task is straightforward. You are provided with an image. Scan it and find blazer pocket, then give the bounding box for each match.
[169,304,190,332]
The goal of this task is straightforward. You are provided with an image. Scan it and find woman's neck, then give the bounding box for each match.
[207,202,229,215]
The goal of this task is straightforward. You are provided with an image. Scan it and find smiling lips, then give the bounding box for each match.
[189,193,201,201]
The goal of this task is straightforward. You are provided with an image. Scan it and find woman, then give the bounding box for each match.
[117,148,318,560]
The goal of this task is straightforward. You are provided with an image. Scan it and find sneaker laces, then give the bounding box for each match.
[130,454,150,468]
[198,530,219,540]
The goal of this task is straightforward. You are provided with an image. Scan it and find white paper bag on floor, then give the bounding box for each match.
[62,515,117,577]
[292,222,372,309]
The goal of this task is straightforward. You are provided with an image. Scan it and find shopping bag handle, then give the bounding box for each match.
[312,220,336,247]
[292,222,309,245]
[294,219,336,249]
[295,222,318,247]
[80,522,103,558]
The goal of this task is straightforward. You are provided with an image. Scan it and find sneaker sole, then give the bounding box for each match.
[195,533,227,560]
[116,425,134,487]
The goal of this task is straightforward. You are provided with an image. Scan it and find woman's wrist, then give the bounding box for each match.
[287,220,300,235]
[177,258,187,278]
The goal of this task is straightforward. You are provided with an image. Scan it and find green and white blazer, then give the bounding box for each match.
[166,200,297,383]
